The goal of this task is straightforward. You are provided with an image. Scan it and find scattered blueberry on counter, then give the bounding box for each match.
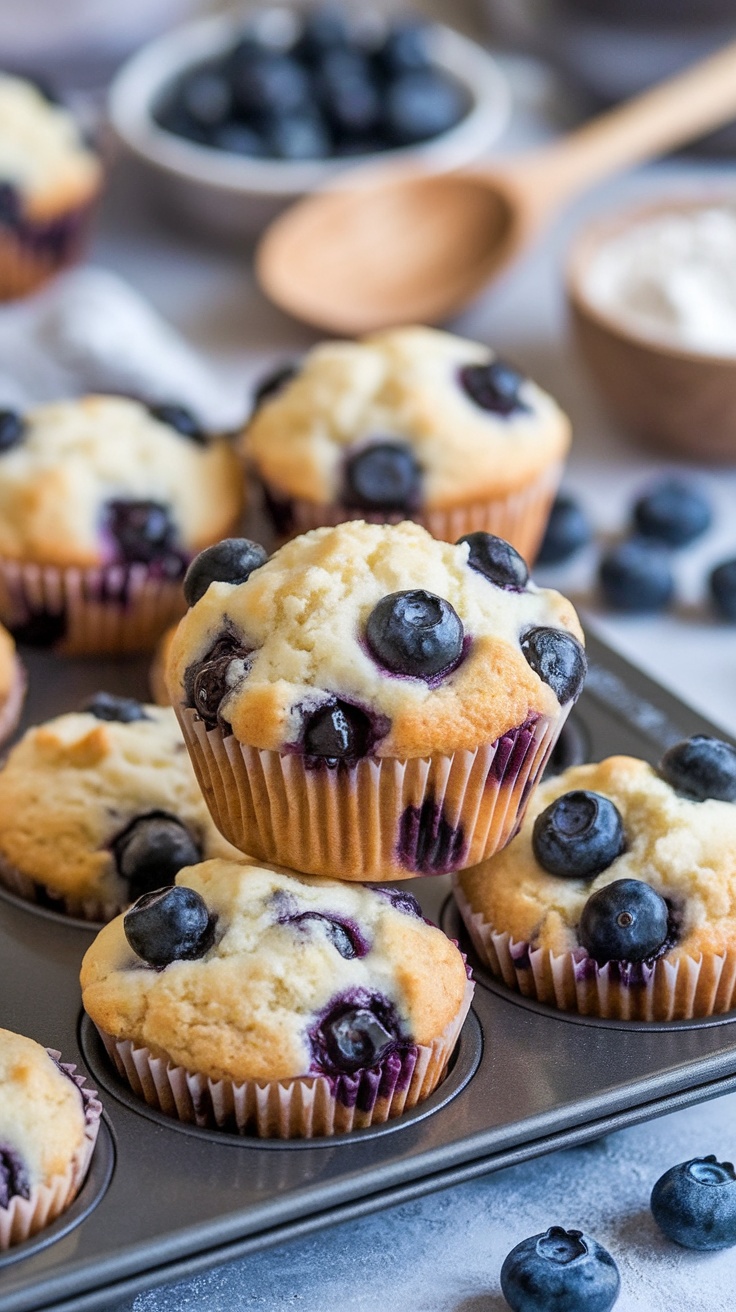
[710,557,736,621]
[154,7,470,161]
[500,1226,620,1312]
[632,478,712,547]
[651,1156,736,1251]
[537,492,592,566]
[597,539,675,614]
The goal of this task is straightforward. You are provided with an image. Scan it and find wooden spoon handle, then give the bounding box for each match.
[501,39,736,213]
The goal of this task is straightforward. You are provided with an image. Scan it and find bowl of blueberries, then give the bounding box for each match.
[108,5,510,243]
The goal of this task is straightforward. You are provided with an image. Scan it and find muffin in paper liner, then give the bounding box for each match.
[0,197,99,302]
[0,557,189,656]
[0,1054,102,1251]
[94,977,474,1138]
[452,881,736,1022]
[176,706,568,881]
[259,460,563,564]
[0,851,122,924]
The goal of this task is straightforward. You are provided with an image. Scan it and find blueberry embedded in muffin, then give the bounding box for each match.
[0,700,239,919]
[167,520,584,879]
[456,739,736,1019]
[0,73,103,299]
[0,396,244,653]
[80,858,472,1135]
[243,327,570,556]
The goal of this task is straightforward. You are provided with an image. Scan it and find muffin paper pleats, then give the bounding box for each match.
[0,1055,101,1250]
[453,882,736,1022]
[258,460,563,562]
[94,977,473,1139]
[177,705,570,881]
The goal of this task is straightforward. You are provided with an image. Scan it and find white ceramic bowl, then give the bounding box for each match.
[108,10,511,244]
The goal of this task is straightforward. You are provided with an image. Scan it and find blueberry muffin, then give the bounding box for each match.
[0,73,102,299]
[166,521,586,880]
[80,858,473,1137]
[0,696,239,920]
[244,327,571,560]
[0,1028,100,1248]
[0,620,25,748]
[0,395,244,654]
[455,737,736,1020]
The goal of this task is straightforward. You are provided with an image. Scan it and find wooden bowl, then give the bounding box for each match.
[567,198,736,462]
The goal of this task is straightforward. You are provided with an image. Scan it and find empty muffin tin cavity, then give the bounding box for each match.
[542,711,590,778]
[0,1119,115,1270]
[0,882,104,932]
[78,1010,482,1150]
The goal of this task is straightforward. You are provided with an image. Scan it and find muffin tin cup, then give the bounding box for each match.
[453,882,736,1022]
[0,852,123,923]
[0,194,100,302]
[0,557,189,656]
[0,656,27,748]
[259,461,563,564]
[0,1054,102,1251]
[177,706,569,881]
[91,978,474,1140]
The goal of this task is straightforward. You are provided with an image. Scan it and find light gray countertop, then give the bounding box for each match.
[96,56,736,1312]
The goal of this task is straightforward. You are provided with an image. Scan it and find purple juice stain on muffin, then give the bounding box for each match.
[397,799,467,874]
[0,1145,31,1207]
[280,909,371,959]
[309,989,406,1083]
[488,717,538,784]
[370,886,423,918]
[183,632,253,730]
[458,359,530,417]
[104,500,188,579]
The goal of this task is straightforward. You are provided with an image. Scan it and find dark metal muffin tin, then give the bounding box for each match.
[3,632,736,1312]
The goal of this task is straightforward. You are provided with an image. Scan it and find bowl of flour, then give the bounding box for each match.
[568,197,736,461]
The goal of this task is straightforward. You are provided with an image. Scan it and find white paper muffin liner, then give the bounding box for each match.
[0,557,189,656]
[0,1054,102,1250]
[94,977,474,1138]
[177,705,569,881]
[453,882,736,1022]
[0,850,124,923]
[260,460,563,564]
[0,656,26,748]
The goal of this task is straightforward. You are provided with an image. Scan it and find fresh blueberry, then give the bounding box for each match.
[319,1003,397,1074]
[303,700,371,760]
[267,110,332,160]
[185,635,251,729]
[458,531,529,590]
[520,627,587,705]
[83,692,150,724]
[659,735,736,803]
[317,53,381,139]
[579,878,669,964]
[154,97,209,144]
[286,911,368,960]
[183,538,268,607]
[651,1156,736,1250]
[459,359,528,416]
[233,53,312,117]
[366,589,464,680]
[179,70,233,128]
[124,884,215,968]
[384,69,468,145]
[375,887,423,918]
[0,409,24,453]
[0,182,21,228]
[148,402,206,445]
[295,7,350,63]
[0,1145,30,1209]
[532,791,625,879]
[500,1226,620,1312]
[113,812,202,901]
[344,441,421,512]
[106,500,182,571]
[375,20,431,75]
[537,494,592,566]
[709,558,736,621]
[253,361,298,408]
[632,479,712,547]
[598,539,674,613]
[210,122,268,156]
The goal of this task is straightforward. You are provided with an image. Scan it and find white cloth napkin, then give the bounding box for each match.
[0,265,247,429]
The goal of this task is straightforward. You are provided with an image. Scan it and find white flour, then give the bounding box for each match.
[584,206,736,357]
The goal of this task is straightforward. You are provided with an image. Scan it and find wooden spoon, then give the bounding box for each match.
[256,41,736,334]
